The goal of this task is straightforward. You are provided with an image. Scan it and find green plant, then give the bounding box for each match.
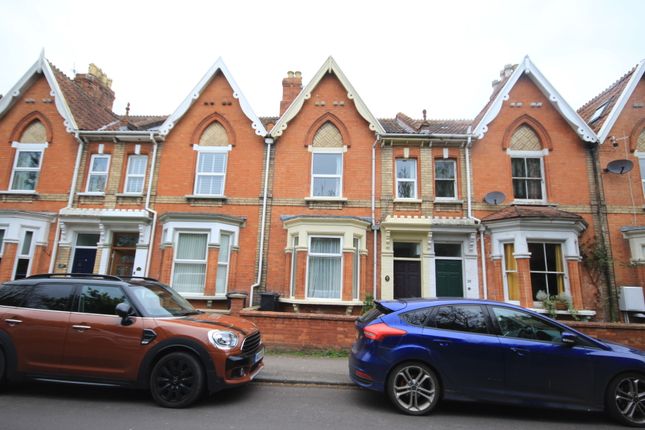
[362,293,375,314]
[535,290,579,320]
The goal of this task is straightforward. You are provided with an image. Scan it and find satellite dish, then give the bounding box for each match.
[484,191,506,205]
[605,159,634,174]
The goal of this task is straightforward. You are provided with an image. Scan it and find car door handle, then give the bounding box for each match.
[72,325,91,331]
[510,347,529,356]
[5,318,22,326]
[432,338,454,347]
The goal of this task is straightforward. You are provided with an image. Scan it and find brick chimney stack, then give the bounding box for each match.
[74,63,116,111]
[280,71,302,115]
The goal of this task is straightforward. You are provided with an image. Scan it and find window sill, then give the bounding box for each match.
[394,198,421,203]
[434,198,463,204]
[116,192,144,197]
[78,192,106,197]
[530,307,596,319]
[185,194,227,200]
[279,298,363,306]
[512,199,548,205]
[304,197,348,202]
[0,190,38,195]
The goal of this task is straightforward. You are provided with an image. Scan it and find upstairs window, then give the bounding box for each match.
[86,154,110,193]
[124,155,148,194]
[310,122,344,198]
[10,120,48,192]
[435,159,456,199]
[511,157,543,200]
[194,122,229,196]
[396,159,417,199]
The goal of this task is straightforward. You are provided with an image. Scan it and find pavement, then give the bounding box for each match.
[255,353,353,386]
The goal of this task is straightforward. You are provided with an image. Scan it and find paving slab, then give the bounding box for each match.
[255,354,353,386]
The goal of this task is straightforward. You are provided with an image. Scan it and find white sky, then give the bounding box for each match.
[0,0,643,121]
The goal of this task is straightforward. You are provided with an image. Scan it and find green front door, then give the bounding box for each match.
[436,259,463,297]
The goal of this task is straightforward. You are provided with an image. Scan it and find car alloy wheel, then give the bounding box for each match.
[607,373,645,427]
[387,362,440,415]
[150,352,204,408]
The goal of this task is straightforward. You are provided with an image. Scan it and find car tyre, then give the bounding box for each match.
[150,351,204,408]
[387,362,440,416]
[606,372,645,427]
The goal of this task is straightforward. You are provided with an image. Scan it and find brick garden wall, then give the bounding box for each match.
[569,322,645,350]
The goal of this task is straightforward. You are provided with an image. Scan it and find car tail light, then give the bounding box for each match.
[363,322,407,341]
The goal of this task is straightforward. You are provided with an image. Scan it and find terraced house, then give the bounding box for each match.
[0,52,643,322]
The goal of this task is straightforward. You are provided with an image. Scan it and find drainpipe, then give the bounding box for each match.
[250,137,273,306]
[144,134,159,276]
[49,132,84,273]
[464,127,488,299]
[372,138,379,299]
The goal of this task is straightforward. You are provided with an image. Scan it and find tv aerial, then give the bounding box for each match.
[605,159,634,175]
[484,191,506,205]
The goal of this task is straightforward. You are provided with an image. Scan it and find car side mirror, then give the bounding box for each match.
[115,302,135,326]
[561,332,577,346]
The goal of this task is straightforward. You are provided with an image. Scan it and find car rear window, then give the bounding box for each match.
[0,284,32,307]
[23,283,75,311]
[358,302,393,324]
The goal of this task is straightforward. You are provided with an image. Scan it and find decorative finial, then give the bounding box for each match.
[422,109,427,121]
[125,102,130,117]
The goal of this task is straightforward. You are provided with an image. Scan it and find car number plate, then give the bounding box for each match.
[254,348,265,364]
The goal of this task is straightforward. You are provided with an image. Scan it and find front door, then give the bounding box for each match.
[394,260,421,298]
[109,232,138,277]
[72,248,97,273]
[436,260,463,297]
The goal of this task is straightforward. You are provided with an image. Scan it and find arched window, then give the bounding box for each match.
[509,125,546,202]
[311,122,344,198]
[194,122,230,196]
[10,120,48,192]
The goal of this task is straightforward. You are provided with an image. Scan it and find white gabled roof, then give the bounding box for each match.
[0,50,78,132]
[270,56,385,138]
[473,56,597,143]
[159,57,267,137]
[596,59,645,144]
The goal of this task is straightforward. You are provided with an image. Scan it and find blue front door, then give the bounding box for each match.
[72,248,97,273]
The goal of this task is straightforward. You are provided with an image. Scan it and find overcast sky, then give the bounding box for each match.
[1,0,643,121]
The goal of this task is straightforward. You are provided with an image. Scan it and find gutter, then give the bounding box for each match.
[464,127,488,299]
[380,132,471,140]
[144,133,159,276]
[250,137,274,306]
[372,138,379,299]
[49,132,85,272]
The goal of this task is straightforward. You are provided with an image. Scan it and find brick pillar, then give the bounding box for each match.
[227,292,248,316]
[295,251,307,299]
[30,245,47,275]
[489,258,504,302]
[361,253,368,300]
[284,251,293,297]
[204,246,220,296]
[342,251,353,301]
[228,249,239,292]
[567,259,584,310]
[0,242,17,281]
[159,246,174,284]
[55,245,72,273]
[516,257,534,308]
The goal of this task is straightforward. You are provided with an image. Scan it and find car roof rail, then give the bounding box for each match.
[26,273,124,281]
[119,276,161,282]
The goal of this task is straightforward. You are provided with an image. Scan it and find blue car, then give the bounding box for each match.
[349,298,645,427]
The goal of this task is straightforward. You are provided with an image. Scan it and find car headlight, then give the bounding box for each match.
[208,330,239,350]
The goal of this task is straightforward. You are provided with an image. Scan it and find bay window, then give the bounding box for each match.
[307,237,342,299]
[172,233,208,295]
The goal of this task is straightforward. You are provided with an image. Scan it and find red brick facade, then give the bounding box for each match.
[0,54,644,325]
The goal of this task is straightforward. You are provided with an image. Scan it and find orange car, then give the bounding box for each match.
[0,274,264,407]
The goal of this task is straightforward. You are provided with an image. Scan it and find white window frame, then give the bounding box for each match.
[352,237,360,301]
[501,242,520,304]
[171,231,209,296]
[306,235,343,300]
[85,154,111,193]
[528,241,568,299]
[289,235,299,298]
[215,232,233,296]
[124,155,148,195]
[0,228,5,257]
[13,229,36,279]
[395,159,417,199]
[434,159,457,200]
[636,154,645,199]
[193,145,230,197]
[9,142,47,192]
[310,149,343,198]
[508,149,547,203]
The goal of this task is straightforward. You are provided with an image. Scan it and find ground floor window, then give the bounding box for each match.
[503,243,520,301]
[172,232,208,295]
[307,237,342,299]
[215,232,232,295]
[529,242,565,299]
[14,230,34,279]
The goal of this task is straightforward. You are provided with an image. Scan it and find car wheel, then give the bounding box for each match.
[150,352,204,408]
[606,373,645,427]
[387,362,440,415]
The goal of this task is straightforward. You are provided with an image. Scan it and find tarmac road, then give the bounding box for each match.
[0,381,622,429]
